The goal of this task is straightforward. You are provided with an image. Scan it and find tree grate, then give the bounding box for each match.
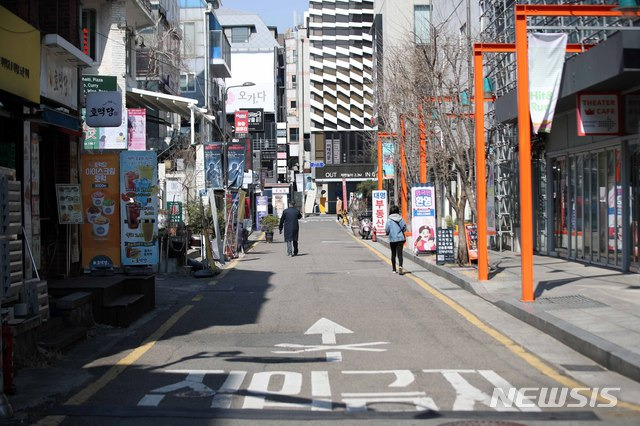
[535,295,607,310]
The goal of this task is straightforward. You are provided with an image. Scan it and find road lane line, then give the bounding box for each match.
[191,294,203,302]
[36,304,194,426]
[311,371,332,411]
[346,231,640,412]
[325,351,342,362]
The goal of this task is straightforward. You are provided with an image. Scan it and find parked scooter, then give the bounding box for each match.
[359,216,372,239]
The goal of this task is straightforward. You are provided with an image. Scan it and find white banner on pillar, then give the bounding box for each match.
[528,33,567,134]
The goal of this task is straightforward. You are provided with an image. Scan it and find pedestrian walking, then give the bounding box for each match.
[336,196,343,221]
[385,205,407,274]
[279,201,302,256]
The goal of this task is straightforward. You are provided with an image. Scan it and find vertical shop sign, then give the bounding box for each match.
[127,108,146,151]
[204,143,224,189]
[411,185,437,254]
[528,33,567,134]
[372,190,388,234]
[234,110,249,134]
[227,143,246,189]
[120,151,158,266]
[81,153,121,269]
[256,196,268,231]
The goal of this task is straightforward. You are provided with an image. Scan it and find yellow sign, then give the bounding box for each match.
[0,6,40,103]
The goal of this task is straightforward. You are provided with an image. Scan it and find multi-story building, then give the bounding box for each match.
[308,0,376,213]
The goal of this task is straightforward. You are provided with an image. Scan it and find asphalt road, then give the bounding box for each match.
[34,217,640,425]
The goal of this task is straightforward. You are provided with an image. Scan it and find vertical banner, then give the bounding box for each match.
[487,162,496,235]
[372,190,388,234]
[204,143,224,189]
[342,178,347,213]
[208,189,223,262]
[528,33,567,134]
[120,151,158,266]
[227,143,246,189]
[234,110,249,134]
[256,195,268,231]
[382,142,395,178]
[127,108,146,151]
[81,153,121,269]
[411,185,437,254]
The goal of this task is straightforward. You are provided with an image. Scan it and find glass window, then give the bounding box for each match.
[180,73,195,92]
[291,75,297,89]
[81,9,97,60]
[584,155,591,260]
[231,27,250,43]
[289,128,299,142]
[414,5,431,44]
[290,100,297,109]
[182,22,195,56]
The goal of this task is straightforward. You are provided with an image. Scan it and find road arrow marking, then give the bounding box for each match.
[305,318,353,344]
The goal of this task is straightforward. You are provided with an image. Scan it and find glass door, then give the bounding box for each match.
[552,157,568,256]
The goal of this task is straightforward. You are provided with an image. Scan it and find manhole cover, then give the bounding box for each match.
[535,295,606,310]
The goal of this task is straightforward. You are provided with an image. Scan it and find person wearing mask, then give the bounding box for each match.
[385,205,407,274]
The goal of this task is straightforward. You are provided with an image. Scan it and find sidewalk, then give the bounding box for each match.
[373,234,640,383]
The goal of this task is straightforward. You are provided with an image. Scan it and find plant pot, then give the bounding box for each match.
[265,231,274,243]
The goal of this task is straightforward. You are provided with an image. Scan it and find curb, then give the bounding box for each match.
[373,235,640,383]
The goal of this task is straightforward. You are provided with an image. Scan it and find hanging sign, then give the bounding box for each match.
[382,142,395,178]
[411,185,437,254]
[372,190,388,234]
[227,143,246,189]
[120,151,159,266]
[86,91,123,127]
[528,33,567,134]
[247,108,264,132]
[234,110,249,134]
[577,93,621,136]
[83,108,128,150]
[204,143,224,189]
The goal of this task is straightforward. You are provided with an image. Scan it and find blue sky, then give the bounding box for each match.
[220,0,309,31]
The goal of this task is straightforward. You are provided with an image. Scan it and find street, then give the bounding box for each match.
[34,218,640,425]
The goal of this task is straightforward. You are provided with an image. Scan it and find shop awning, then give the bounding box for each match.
[43,34,94,68]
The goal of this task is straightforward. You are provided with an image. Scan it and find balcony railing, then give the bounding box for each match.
[209,29,231,78]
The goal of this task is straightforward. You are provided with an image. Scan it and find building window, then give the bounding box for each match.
[414,5,430,44]
[231,27,251,43]
[180,73,195,92]
[182,22,195,57]
[291,75,297,89]
[81,9,97,60]
[290,100,297,109]
[289,128,299,142]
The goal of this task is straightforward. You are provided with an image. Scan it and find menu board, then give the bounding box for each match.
[56,184,83,224]
[436,228,455,265]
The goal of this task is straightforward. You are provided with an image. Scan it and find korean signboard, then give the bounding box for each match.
[225,52,276,112]
[317,165,376,180]
[411,185,437,254]
[120,151,159,266]
[234,110,249,134]
[86,91,123,127]
[81,154,121,269]
[83,108,128,150]
[127,108,146,151]
[577,93,621,136]
[227,143,246,189]
[41,46,78,109]
[56,184,83,224]
[372,190,388,234]
[247,108,264,132]
[167,201,182,223]
[204,143,224,189]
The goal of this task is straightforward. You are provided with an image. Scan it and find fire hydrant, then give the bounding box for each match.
[371,227,377,242]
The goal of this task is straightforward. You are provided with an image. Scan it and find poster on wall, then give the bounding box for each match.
[56,184,83,224]
[120,151,158,266]
[411,185,437,254]
[372,190,388,234]
[83,108,128,150]
[227,143,246,189]
[81,153,121,269]
[256,195,268,231]
[577,93,620,136]
[204,143,224,189]
[127,108,146,151]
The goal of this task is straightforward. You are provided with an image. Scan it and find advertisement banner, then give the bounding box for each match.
[372,190,388,234]
[382,142,395,178]
[227,143,246,189]
[256,195,268,231]
[577,93,620,136]
[204,143,224,189]
[127,108,146,151]
[120,151,159,266]
[81,154,121,269]
[83,108,128,150]
[528,33,567,134]
[411,185,437,254]
[234,110,249,134]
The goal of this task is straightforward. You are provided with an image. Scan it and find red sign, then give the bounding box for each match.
[234,110,249,134]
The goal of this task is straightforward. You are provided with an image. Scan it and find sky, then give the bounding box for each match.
[219,0,310,31]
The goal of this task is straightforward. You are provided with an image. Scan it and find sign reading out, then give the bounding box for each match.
[436,228,455,265]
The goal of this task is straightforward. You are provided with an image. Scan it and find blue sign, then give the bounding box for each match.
[310,162,325,168]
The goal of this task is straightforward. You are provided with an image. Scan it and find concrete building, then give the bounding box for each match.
[308,0,376,214]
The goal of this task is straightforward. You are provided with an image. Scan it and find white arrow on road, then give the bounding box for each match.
[305,318,353,344]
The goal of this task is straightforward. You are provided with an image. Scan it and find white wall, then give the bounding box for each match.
[226,51,276,113]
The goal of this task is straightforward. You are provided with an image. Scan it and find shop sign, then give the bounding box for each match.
[81,153,121,269]
[625,95,640,135]
[234,110,249,134]
[272,187,289,194]
[167,201,182,223]
[277,166,287,174]
[120,152,158,266]
[256,195,268,230]
[86,91,122,127]
[0,6,40,104]
[277,151,287,159]
[82,75,117,94]
[411,185,437,254]
[56,184,83,224]
[372,190,387,234]
[40,46,78,109]
[127,108,146,151]
[247,108,264,132]
[204,143,224,189]
[83,108,128,150]
[317,165,376,180]
[577,93,620,136]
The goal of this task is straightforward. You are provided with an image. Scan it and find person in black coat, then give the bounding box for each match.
[279,201,302,256]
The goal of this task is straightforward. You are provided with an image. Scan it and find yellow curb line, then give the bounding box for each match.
[347,231,640,412]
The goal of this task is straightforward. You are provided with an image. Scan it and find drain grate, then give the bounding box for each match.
[535,295,607,310]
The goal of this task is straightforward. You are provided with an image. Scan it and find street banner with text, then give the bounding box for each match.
[372,190,388,234]
[528,33,567,134]
[411,185,437,254]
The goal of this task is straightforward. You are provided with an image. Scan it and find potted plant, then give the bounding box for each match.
[261,215,279,243]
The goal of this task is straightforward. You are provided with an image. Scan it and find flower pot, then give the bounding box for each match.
[265,231,274,243]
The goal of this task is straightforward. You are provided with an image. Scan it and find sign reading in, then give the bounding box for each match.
[372,190,388,234]
[577,93,620,136]
[234,110,249,134]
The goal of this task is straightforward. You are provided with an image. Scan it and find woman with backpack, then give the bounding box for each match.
[385,205,407,274]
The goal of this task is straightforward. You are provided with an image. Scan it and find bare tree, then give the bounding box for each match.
[376,26,477,264]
